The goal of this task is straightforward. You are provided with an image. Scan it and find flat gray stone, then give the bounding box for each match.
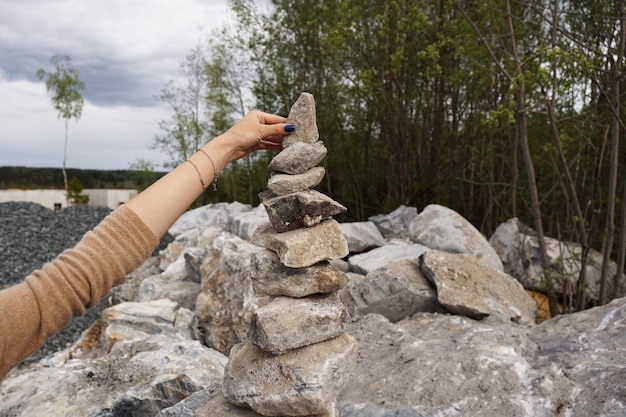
[248,292,350,354]
[250,249,348,297]
[251,220,349,268]
[260,189,347,233]
[267,167,326,195]
[223,333,357,416]
[269,141,328,175]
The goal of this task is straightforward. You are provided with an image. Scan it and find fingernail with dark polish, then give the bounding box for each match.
[284,124,295,133]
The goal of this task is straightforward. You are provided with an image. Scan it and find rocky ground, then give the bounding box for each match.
[0,202,172,363]
[1,201,625,417]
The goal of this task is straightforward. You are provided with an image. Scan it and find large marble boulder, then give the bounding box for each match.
[368,205,418,238]
[409,204,504,271]
[194,232,265,354]
[338,298,626,417]
[420,250,537,326]
[489,217,626,302]
[0,301,227,417]
[340,258,443,322]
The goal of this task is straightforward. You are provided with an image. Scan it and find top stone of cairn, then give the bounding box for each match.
[283,92,319,148]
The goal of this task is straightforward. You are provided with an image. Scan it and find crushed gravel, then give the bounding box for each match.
[0,202,172,364]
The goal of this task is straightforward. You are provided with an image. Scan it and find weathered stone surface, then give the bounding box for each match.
[269,141,328,175]
[4,202,626,417]
[227,204,270,241]
[195,232,265,355]
[248,292,350,354]
[223,333,358,416]
[250,249,348,297]
[68,299,193,359]
[368,205,418,238]
[338,403,424,416]
[339,259,444,322]
[251,220,349,268]
[168,202,254,239]
[158,380,264,417]
[283,92,319,147]
[340,221,386,253]
[339,313,559,417]
[156,245,203,281]
[527,298,626,414]
[138,277,200,311]
[107,340,227,416]
[168,203,230,236]
[267,166,326,195]
[0,326,226,417]
[112,256,161,303]
[159,241,186,271]
[409,204,504,271]
[420,250,537,325]
[341,298,626,417]
[489,217,626,302]
[159,380,339,417]
[347,241,429,275]
[260,189,347,232]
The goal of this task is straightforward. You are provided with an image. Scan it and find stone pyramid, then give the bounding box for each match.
[222,93,357,417]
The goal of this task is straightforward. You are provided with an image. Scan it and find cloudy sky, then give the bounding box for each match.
[0,0,257,170]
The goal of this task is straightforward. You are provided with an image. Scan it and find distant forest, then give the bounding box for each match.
[0,166,166,191]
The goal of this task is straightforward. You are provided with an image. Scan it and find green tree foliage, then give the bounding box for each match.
[150,0,626,309]
[153,22,283,207]
[67,177,89,205]
[0,166,165,190]
[128,158,158,192]
[36,55,85,205]
[152,43,210,169]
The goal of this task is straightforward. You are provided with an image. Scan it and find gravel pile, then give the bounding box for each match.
[0,202,171,364]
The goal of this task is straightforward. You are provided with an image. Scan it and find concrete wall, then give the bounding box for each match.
[0,189,137,211]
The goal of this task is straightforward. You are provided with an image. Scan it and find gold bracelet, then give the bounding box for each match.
[196,148,220,191]
[185,159,206,190]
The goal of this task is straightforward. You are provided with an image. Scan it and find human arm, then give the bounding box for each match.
[0,111,292,378]
[126,111,291,238]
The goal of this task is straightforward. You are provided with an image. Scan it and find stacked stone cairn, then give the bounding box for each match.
[222,92,358,417]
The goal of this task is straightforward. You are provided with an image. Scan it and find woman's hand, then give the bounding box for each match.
[127,109,295,239]
[215,110,294,163]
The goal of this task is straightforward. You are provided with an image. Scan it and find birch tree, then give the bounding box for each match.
[36,55,85,205]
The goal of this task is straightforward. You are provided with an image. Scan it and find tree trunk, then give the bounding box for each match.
[599,0,625,305]
[505,0,555,315]
[63,118,69,207]
[614,182,626,299]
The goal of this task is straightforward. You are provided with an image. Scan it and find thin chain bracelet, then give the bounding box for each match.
[185,159,207,190]
[196,148,220,191]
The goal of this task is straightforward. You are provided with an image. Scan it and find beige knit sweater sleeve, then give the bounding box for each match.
[0,205,159,379]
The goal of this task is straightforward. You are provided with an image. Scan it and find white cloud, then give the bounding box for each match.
[0,0,235,170]
[0,77,170,169]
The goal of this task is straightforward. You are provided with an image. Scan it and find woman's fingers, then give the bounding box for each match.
[255,111,288,125]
